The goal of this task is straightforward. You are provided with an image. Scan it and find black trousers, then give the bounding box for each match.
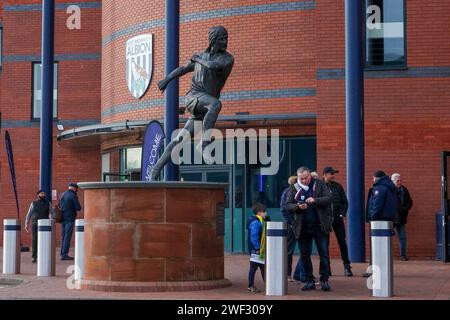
[248,261,265,287]
[32,222,38,259]
[300,224,331,282]
[332,216,351,266]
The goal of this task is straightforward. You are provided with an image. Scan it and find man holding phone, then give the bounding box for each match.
[286,167,333,292]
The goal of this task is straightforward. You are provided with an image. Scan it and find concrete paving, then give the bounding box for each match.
[0,249,449,300]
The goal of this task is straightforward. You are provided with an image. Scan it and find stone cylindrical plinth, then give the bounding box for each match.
[78,182,231,292]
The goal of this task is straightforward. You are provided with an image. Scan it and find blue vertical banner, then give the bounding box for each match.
[5,131,20,220]
[141,120,165,181]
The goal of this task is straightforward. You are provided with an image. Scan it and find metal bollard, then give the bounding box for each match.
[370,221,394,297]
[74,219,84,281]
[37,219,56,277]
[265,221,288,296]
[2,219,21,274]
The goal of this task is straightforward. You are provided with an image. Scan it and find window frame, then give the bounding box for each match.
[365,0,407,71]
[31,61,59,120]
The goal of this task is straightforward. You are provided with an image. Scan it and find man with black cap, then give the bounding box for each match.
[59,183,82,260]
[323,166,353,277]
[362,170,399,277]
[24,190,54,263]
[367,170,399,222]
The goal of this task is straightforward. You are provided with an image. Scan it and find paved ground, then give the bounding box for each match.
[0,249,449,300]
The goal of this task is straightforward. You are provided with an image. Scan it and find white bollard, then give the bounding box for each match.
[37,219,56,277]
[370,221,394,297]
[2,219,21,274]
[265,221,288,296]
[74,219,84,281]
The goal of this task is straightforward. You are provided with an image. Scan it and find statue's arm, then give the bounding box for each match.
[191,54,234,71]
[157,60,195,92]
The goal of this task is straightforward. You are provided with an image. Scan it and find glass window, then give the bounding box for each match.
[124,147,142,171]
[366,0,406,68]
[32,62,58,119]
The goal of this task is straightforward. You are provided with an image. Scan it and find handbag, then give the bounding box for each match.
[52,203,62,223]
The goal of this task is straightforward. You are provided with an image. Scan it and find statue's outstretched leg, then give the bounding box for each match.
[150,119,196,181]
[195,96,222,153]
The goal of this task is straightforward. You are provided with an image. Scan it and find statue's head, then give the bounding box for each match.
[208,26,228,52]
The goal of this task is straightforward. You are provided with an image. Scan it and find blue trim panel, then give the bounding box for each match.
[4,225,21,231]
[4,2,101,11]
[317,67,450,80]
[370,229,395,237]
[102,88,316,118]
[3,53,100,63]
[38,226,52,232]
[266,229,288,237]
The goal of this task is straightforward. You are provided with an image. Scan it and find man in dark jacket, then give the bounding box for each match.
[281,176,306,282]
[286,166,333,292]
[391,173,413,261]
[24,190,53,263]
[367,171,399,222]
[60,183,82,260]
[323,166,353,277]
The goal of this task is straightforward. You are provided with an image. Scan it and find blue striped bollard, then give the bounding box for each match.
[370,221,394,297]
[74,219,84,281]
[37,219,56,277]
[2,219,21,274]
[265,221,288,296]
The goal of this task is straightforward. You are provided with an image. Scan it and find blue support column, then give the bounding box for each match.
[40,0,55,198]
[164,0,180,181]
[345,0,366,262]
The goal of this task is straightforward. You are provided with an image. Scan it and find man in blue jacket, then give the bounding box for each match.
[367,171,399,222]
[60,182,82,260]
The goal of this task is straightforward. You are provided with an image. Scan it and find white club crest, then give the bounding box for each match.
[126,34,153,99]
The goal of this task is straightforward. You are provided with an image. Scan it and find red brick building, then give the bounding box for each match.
[1,0,449,259]
[0,0,102,247]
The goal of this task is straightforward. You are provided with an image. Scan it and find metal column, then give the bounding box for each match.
[40,0,55,197]
[164,0,180,181]
[345,0,366,262]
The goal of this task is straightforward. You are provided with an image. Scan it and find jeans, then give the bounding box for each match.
[396,223,407,257]
[287,224,307,281]
[31,222,38,260]
[299,224,331,282]
[332,216,351,266]
[61,221,74,258]
[248,261,265,287]
[287,224,297,276]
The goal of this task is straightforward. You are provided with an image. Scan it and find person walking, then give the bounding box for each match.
[24,190,53,263]
[60,183,82,260]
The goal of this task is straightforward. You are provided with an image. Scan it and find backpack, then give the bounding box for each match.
[52,203,62,223]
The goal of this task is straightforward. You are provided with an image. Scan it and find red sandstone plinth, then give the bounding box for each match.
[78,181,231,292]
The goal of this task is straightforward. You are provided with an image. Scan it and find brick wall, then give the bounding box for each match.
[0,0,102,247]
[316,0,450,259]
